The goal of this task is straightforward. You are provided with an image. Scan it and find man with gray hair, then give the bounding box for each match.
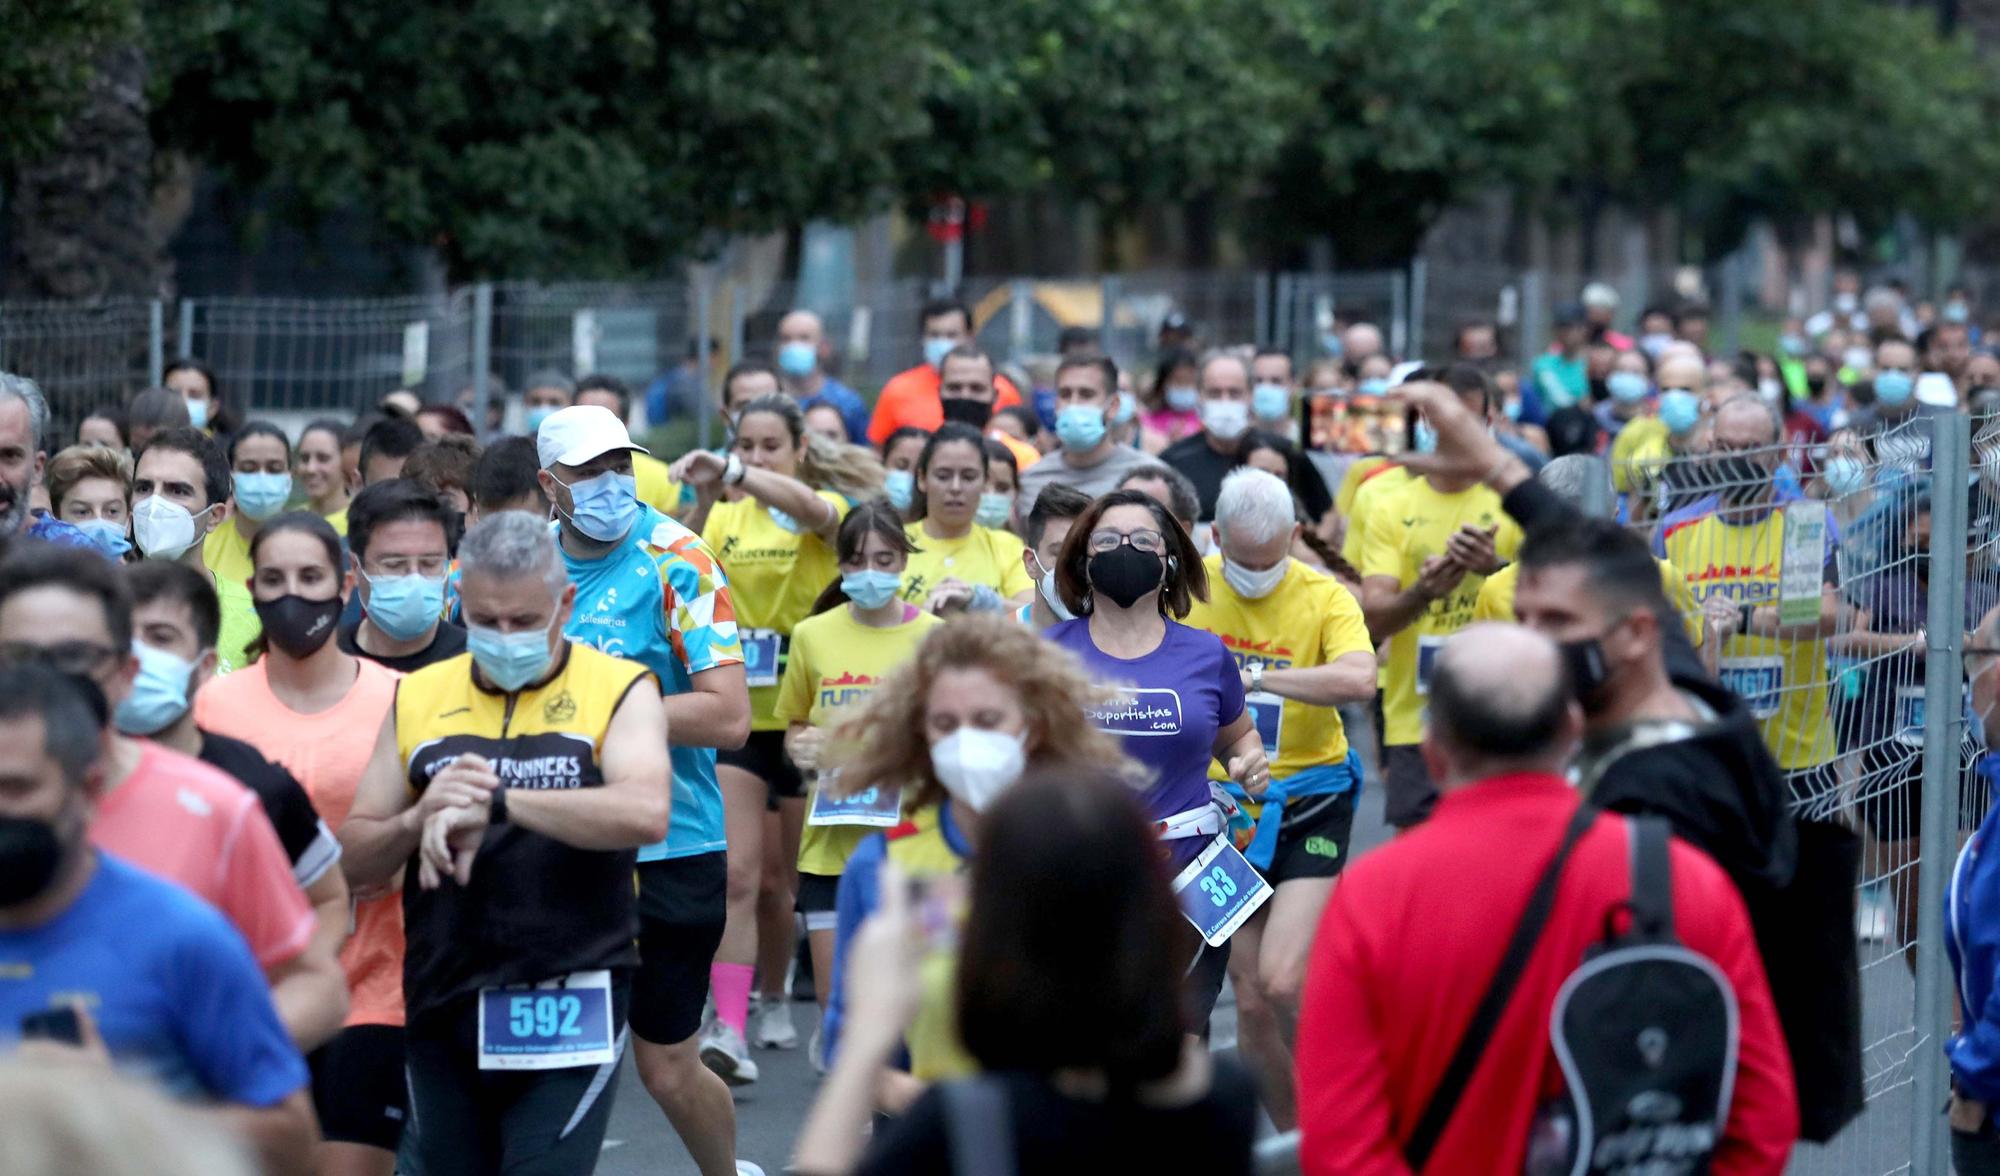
[0,371,93,550]
[342,510,672,1176]
[1184,466,1376,1131]
[522,370,576,435]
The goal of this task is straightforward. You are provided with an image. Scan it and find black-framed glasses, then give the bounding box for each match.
[0,640,120,677]
[1087,529,1166,555]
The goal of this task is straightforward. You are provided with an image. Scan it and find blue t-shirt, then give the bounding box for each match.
[800,378,871,445]
[1045,618,1244,863]
[0,853,307,1105]
[559,507,745,861]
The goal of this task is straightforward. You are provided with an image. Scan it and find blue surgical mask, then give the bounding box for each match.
[1165,385,1200,413]
[1607,371,1651,404]
[1252,382,1290,422]
[1413,419,1439,454]
[841,569,902,610]
[1874,370,1914,408]
[924,337,956,369]
[362,571,447,641]
[184,397,209,430]
[1320,332,1344,358]
[1946,301,1971,325]
[76,518,131,560]
[884,469,915,512]
[1115,391,1139,425]
[526,405,558,433]
[975,491,1012,529]
[1055,405,1108,451]
[1658,389,1701,435]
[558,469,639,542]
[1357,378,1390,398]
[779,341,817,378]
[1824,456,1869,498]
[1502,399,1523,423]
[114,641,198,736]
[769,507,800,533]
[233,471,293,521]
[468,619,556,693]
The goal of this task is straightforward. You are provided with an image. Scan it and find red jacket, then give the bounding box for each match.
[1296,773,1797,1175]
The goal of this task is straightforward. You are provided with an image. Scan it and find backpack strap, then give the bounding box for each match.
[1404,801,1599,1171]
[941,1076,1017,1176]
[1628,814,1675,941]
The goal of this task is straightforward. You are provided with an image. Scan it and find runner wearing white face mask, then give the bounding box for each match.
[813,614,1136,1107]
[1015,484,1091,628]
[1184,468,1377,1132]
[130,427,261,672]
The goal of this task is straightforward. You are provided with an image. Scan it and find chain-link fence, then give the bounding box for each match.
[1615,408,1977,1174]
[0,298,160,431]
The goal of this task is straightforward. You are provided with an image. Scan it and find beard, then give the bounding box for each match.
[0,475,28,535]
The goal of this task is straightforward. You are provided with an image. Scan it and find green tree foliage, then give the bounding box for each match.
[0,0,138,168]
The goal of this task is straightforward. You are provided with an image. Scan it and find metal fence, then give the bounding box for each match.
[0,264,1719,444]
[1613,410,1980,1174]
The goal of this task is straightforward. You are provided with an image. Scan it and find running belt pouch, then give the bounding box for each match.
[942,1076,1017,1176]
[1403,802,1599,1172]
[1532,816,1736,1175]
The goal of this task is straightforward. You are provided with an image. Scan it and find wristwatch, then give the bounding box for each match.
[1248,661,1265,693]
[1738,602,1757,636]
[723,453,747,486]
[489,785,509,827]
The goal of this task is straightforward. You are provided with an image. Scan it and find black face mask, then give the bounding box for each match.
[1088,545,1166,609]
[255,594,343,659]
[0,811,70,906]
[1709,453,1768,504]
[939,397,993,428]
[1560,636,1612,711]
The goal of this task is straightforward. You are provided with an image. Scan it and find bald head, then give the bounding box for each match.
[778,310,824,347]
[1422,624,1577,790]
[1712,394,1780,448]
[1198,353,1249,394]
[1655,354,1704,393]
[1342,323,1385,363]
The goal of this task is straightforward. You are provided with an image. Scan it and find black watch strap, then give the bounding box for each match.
[490,786,509,826]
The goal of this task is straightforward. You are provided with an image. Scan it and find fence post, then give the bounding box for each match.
[1253,271,1271,351]
[1098,275,1119,356]
[1008,279,1032,362]
[177,300,194,359]
[148,301,165,386]
[1913,411,1971,1174]
[1520,269,1549,363]
[696,276,715,453]
[471,283,493,441]
[1273,273,1294,355]
[1408,257,1428,360]
[727,285,745,371]
[1718,248,1746,357]
[1389,270,1408,359]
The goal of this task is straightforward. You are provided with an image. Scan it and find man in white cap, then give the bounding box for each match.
[535,405,761,1176]
[1581,281,1632,351]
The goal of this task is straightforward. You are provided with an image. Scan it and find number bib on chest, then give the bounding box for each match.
[1171,834,1271,946]
[477,970,615,1071]
[1246,690,1286,755]
[1718,655,1785,719]
[1414,635,1446,697]
[741,629,785,688]
[806,771,904,828]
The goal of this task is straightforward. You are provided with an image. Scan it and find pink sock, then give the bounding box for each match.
[711,962,754,1035]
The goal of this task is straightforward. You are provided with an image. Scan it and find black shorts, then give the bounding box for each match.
[795,871,841,932]
[307,1023,408,1151]
[1185,933,1232,1036]
[1263,789,1357,886]
[631,853,728,1046]
[1852,743,1995,840]
[1381,745,1437,829]
[717,729,805,808]
[404,978,629,1176]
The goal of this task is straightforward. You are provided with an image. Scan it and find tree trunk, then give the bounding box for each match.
[3,43,162,301]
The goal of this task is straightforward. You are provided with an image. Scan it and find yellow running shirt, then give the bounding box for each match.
[898,522,1033,606]
[1662,506,1836,771]
[1362,476,1522,747]
[201,520,262,674]
[1474,558,1706,648]
[632,451,686,520]
[776,603,940,877]
[322,506,350,537]
[1185,555,1373,789]
[1335,455,1392,519]
[1340,464,1414,570]
[704,490,848,729]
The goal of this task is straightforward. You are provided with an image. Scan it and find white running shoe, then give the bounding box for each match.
[737,1164,767,1176]
[700,1020,761,1085]
[755,999,798,1050]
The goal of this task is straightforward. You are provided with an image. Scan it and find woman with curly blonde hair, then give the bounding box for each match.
[816,612,1134,1087]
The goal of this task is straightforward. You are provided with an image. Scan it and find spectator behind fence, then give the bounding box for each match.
[125,386,192,455]
[1296,624,1796,1174]
[792,772,1258,1176]
[777,309,870,444]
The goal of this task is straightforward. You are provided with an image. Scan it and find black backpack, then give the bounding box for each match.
[1406,807,1739,1175]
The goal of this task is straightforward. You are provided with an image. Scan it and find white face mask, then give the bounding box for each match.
[1199,398,1250,442]
[930,727,1027,812]
[131,495,215,560]
[1028,553,1074,621]
[1222,556,1288,599]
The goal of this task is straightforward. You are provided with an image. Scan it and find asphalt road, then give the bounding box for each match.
[591,778,1930,1175]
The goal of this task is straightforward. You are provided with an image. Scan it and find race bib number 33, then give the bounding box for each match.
[1171,834,1271,946]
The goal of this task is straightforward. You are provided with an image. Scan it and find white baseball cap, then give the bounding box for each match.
[537,405,650,470]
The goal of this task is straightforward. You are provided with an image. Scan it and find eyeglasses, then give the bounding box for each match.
[0,640,121,677]
[1087,528,1166,555]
